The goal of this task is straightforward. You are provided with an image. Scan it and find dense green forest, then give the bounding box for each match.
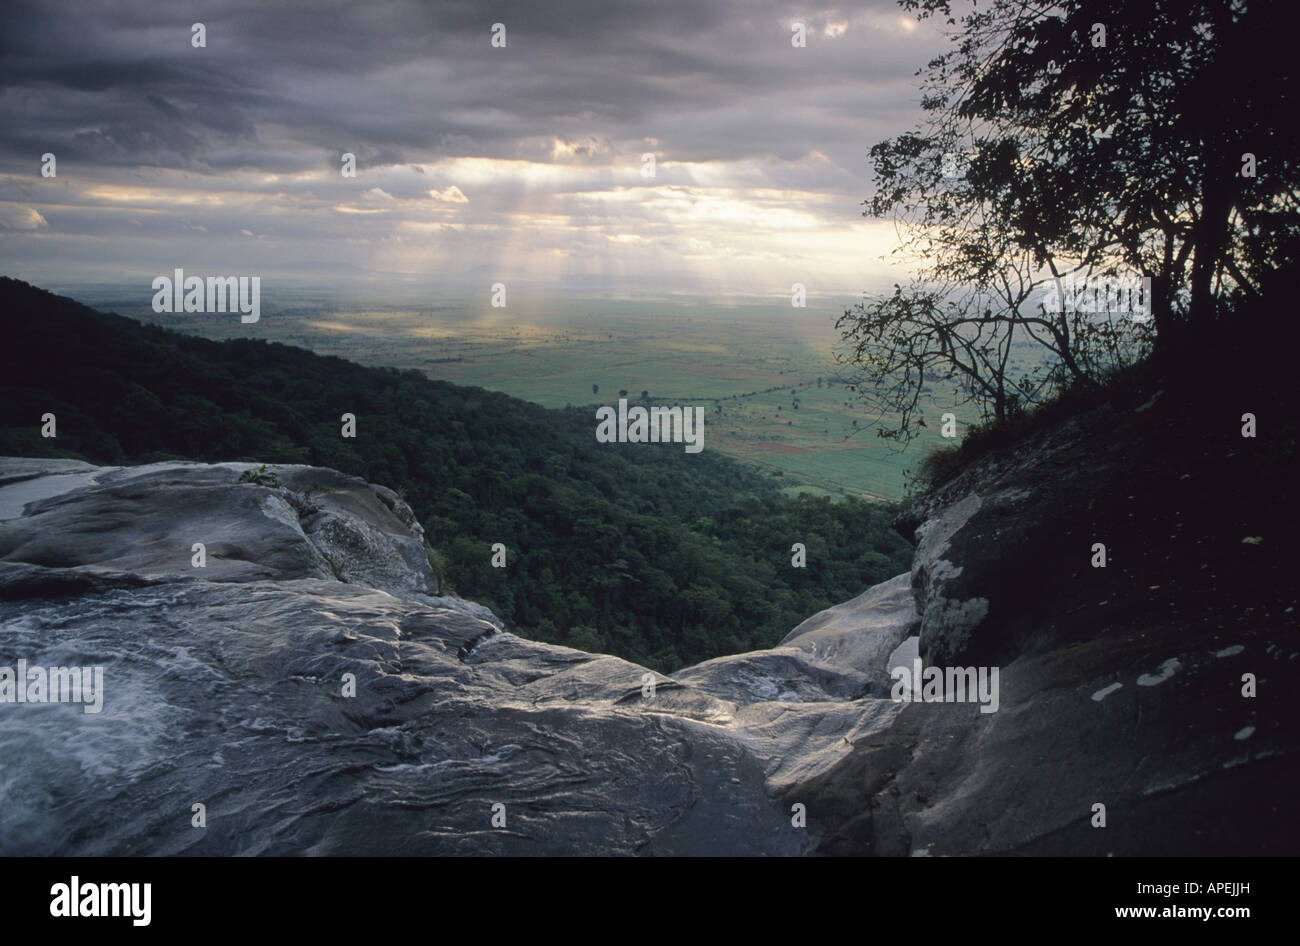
[0,278,912,671]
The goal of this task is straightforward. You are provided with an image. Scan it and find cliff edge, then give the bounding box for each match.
[1,403,1295,855]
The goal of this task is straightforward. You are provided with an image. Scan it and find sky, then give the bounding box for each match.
[0,0,949,301]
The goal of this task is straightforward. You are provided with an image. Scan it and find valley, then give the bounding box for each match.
[67,286,1039,501]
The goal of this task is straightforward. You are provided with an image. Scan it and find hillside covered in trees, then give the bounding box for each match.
[0,278,911,671]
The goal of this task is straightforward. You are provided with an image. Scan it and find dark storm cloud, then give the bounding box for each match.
[0,0,948,292]
[0,0,939,172]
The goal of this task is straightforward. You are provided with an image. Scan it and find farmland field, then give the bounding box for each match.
[69,285,1042,501]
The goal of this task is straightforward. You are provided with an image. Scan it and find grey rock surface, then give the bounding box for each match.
[844,395,1300,856]
[674,574,916,706]
[0,459,911,855]
[2,452,1295,856]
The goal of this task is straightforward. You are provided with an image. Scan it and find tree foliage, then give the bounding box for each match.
[840,0,1298,443]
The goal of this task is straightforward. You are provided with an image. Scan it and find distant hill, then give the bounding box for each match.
[0,277,911,670]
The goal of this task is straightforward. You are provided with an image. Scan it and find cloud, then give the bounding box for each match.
[427,185,468,203]
[0,205,48,230]
[0,0,947,294]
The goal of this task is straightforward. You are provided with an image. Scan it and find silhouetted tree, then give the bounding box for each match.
[839,0,1298,442]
